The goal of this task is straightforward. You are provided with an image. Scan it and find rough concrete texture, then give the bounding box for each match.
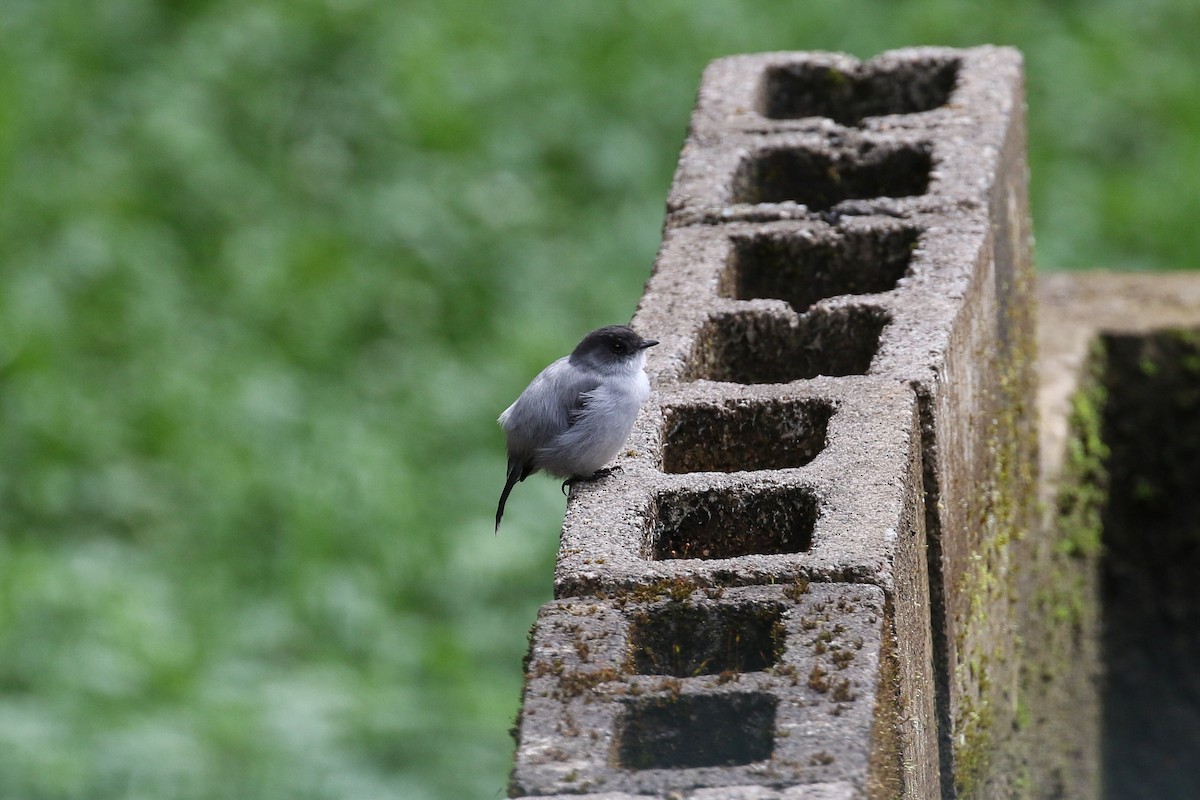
[511,786,856,800]
[547,380,938,798]
[1031,272,1200,799]
[509,584,921,798]
[510,46,1038,799]
[667,47,1025,227]
[658,46,1034,797]
[1038,272,1200,487]
[555,379,925,596]
[636,216,989,392]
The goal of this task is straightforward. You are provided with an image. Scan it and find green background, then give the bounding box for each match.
[0,1,1196,798]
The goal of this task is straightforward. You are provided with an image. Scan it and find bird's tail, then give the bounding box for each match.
[495,459,528,533]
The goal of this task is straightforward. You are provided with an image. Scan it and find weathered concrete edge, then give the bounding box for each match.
[1038,271,1200,497]
[665,46,1023,226]
[510,783,858,800]
[1029,271,1200,799]
[554,378,923,595]
[509,584,889,796]
[510,45,1033,800]
[687,46,1019,143]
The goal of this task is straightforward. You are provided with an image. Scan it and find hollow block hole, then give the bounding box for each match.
[731,144,931,210]
[723,227,919,313]
[650,485,817,560]
[628,602,785,677]
[688,305,888,384]
[1099,331,1200,799]
[616,692,776,770]
[661,398,833,474]
[759,57,960,125]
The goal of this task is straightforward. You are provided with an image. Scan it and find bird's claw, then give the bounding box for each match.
[561,467,623,496]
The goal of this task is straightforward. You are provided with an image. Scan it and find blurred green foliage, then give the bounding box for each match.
[0,0,1196,797]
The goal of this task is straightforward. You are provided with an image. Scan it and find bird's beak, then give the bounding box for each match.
[640,339,659,349]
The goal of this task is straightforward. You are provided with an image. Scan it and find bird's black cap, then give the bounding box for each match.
[570,325,658,362]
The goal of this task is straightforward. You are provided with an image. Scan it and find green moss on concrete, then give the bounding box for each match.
[1018,337,1110,800]
[953,330,1040,797]
[954,683,997,799]
[1056,341,1110,560]
[1030,342,1108,637]
[1034,342,1109,645]
[950,253,1042,799]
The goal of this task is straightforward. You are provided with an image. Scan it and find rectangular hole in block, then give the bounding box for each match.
[661,398,833,473]
[687,306,889,384]
[616,692,777,770]
[758,58,960,125]
[723,226,919,313]
[649,485,817,560]
[627,602,785,677]
[731,143,931,210]
[1097,331,1200,799]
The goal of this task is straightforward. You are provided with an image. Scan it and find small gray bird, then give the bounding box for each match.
[495,325,658,531]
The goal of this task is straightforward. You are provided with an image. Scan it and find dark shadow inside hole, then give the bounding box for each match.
[759,58,960,125]
[731,144,931,210]
[724,227,919,313]
[661,398,833,474]
[650,485,817,560]
[1099,330,1200,800]
[687,306,888,385]
[616,692,776,770]
[627,602,785,677]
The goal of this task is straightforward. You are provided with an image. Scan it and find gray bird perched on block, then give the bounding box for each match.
[495,325,658,531]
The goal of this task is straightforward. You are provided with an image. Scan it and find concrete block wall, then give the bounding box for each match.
[1033,273,1200,799]
[510,47,1039,799]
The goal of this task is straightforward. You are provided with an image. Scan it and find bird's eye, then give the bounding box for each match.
[612,341,627,353]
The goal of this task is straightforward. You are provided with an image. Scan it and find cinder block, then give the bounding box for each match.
[1029,272,1200,799]
[687,48,963,139]
[623,214,1021,797]
[628,45,1036,796]
[510,45,1038,798]
[667,132,938,226]
[555,380,924,598]
[632,216,986,391]
[667,47,1025,227]
[510,584,929,799]
[510,786,857,800]
[1038,272,1200,486]
[550,379,938,798]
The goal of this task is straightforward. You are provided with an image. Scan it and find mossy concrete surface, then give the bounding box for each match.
[1038,272,1200,486]
[510,47,1050,799]
[1036,272,1200,799]
[507,38,1200,794]
[509,585,893,796]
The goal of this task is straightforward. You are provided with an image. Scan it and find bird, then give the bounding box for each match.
[495,325,658,531]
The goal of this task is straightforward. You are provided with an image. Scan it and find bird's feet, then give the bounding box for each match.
[560,467,621,496]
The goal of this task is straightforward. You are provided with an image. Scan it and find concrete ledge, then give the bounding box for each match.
[510,585,910,797]
[634,215,987,391]
[556,379,923,596]
[511,786,857,800]
[511,46,1036,799]
[668,46,1023,226]
[1028,271,1200,798]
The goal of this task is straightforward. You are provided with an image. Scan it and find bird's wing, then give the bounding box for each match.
[566,384,598,427]
[500,358,600,455]
[560,371,603,429]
